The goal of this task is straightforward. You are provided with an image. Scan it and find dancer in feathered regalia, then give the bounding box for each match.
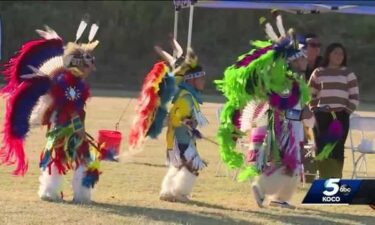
[128,38,194,150]
[129,38,208,202]
[160,47,208,202]
[215,11,314,209]
[0,18,104,203]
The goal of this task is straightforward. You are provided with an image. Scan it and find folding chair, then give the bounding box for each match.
[348,114,375,179]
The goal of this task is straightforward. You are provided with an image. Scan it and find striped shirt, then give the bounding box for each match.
[308,67,359,113]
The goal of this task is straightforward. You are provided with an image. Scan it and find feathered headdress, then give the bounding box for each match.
[154,39,200,84]
[63,17,100,76]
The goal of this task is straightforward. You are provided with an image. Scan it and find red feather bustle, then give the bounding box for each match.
[0,38,63,175]
[128,62,168,149]
[1,39,63,95]
[0,83,30,176]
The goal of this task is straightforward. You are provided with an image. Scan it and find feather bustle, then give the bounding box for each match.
[128,62,169,149]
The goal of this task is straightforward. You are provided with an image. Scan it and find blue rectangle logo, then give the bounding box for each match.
[302,179,375,205]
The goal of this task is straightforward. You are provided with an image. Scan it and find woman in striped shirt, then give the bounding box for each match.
[308,43,359,179]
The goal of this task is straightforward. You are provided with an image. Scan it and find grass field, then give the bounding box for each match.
[0,90,374,225]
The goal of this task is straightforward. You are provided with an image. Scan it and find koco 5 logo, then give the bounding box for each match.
[323,179,341,196]
[322,179,351,203]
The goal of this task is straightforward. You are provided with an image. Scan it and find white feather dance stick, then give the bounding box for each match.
[88,23,99,43]
[275,14,286,37]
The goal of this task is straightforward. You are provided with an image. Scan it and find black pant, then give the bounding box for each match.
[313,111,350,178]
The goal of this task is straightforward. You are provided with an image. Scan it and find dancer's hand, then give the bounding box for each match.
[182,118,198,128]
[191,128,202,139]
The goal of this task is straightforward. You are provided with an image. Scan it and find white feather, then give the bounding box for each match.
[240,101,269,132]
[29,65,47,76]
[276,15,286,37]
[39,56,64,76]
[240,101,257,132]
[21,65,48,79]
[155,46,175,66]
[172,38,183,58]
[36,26,60,40]
[30,94,53,127]
[75,19,88,42]
[88,23,99,43]
[265,23,279,42]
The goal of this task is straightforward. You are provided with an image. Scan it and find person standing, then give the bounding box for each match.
[308,43,359,179]
[300,34,323,182]
[303,33,323,81]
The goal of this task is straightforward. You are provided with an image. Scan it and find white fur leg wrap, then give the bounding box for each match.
[38,165,64,201]
[72,165,92,203]
[254,166,298,202]
[171,167,197,197]
[160,166,179,196]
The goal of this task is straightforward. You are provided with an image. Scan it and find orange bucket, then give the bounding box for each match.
[97,130,122,160]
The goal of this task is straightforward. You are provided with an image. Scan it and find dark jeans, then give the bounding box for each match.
[313,111,350,178]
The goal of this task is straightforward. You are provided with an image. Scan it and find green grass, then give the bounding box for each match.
[0,91,374,225]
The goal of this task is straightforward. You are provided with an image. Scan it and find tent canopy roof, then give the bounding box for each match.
[193,0,375,15]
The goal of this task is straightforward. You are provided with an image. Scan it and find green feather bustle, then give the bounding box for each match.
[215,40,310,181]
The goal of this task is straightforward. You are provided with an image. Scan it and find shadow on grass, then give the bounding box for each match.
[188,199,375,225]
[59,198,374,225]
[88,202,257,225]
[185,200,252,213]
[294,206,375,224]
[247,204,375,225]
[128,162,166,168]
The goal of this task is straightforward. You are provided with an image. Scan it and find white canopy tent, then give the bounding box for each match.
[172,0,375,50]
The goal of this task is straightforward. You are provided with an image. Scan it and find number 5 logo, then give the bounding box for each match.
[323,179,340,196]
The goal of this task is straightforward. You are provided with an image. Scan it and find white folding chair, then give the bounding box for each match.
[349,114,375,179]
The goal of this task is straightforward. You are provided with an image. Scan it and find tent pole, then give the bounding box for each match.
[173,10,179,57]
[187,4,194,51]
